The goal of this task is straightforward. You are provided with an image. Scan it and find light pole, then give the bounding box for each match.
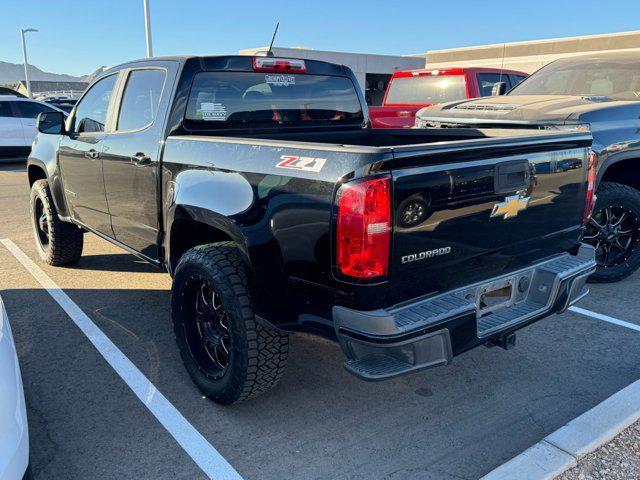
[143,0,153,58]
[21,28,38,98]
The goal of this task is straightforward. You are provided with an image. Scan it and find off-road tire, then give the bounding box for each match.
[587,182,640,283]
[30,179,83,266]
[171,242,289,405]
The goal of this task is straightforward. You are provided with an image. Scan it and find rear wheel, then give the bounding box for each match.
[30,179,83,266]
[583,182,640,283]
[171,242,289,405]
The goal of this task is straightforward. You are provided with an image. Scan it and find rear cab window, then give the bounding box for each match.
[384,75,467,105]
[184,72,364,131]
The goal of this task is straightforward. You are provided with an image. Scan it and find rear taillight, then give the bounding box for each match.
[252,57,306,73]
[336,176,391,279]
[583,151,598,223]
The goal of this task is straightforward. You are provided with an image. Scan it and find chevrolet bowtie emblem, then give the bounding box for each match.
[490,194,530,219]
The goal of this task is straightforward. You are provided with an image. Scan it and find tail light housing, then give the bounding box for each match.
[583,151,598,223]
[252,57,306,73]
[336,176,391,279]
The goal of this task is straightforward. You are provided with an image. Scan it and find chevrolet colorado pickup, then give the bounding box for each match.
[370,67,527,129]
[27,55,596,404]
[416,51,640,283]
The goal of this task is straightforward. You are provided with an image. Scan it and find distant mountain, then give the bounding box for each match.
[0,61,82,85]
[81,66,108,84]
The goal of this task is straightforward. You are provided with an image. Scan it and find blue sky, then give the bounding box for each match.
[1,0,638,77]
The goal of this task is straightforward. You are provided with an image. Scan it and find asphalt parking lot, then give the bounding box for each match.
[1,161,639,480]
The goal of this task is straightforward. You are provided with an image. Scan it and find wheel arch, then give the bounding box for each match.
[27,162,47,187]
[166,204,251,275]
[26,156,71,219]
[597,151,640,191]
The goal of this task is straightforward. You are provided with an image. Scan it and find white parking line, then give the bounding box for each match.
[0,238,243,480]
[569,306,640,332]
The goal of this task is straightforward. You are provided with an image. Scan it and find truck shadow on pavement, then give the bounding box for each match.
[72,253,163,274]
[3,285,640,480]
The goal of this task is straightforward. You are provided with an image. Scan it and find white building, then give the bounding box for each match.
[414,30,640,74]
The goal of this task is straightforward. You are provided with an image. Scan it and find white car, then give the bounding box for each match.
[0,297,29,480]
[0,95,66,162]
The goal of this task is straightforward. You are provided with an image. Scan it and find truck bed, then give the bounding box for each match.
[163,127,592,315]
[197,126,571,148]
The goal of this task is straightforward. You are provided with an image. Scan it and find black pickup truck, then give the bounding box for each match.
[416,51,640,283]
[27,55,596,404]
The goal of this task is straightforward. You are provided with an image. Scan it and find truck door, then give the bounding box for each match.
[100,67,169,260]
[58,73,118,236]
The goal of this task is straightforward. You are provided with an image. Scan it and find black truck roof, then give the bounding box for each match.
[101,55,351,80]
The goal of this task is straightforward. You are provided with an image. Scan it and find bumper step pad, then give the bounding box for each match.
[344,355,412,380]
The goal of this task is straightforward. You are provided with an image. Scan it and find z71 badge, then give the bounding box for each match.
[277,155,326,173]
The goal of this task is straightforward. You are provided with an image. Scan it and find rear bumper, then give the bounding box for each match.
[333,244,596,381]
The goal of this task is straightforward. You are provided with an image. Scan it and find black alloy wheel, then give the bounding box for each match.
[584,205,638,268]
[30,179,83,265]
[182,274,231,380]
[583,182,640,283]
[33,195,50,250]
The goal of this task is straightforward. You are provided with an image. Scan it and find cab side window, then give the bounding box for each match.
[117,69,165,131]
[73,74,118,133]
[0,101,14,117]
[13,101,56,119]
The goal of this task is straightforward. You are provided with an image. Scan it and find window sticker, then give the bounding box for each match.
[265,74,296,87]
[201,102,227,121]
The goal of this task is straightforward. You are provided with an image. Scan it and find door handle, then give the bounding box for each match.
[130,153,151,166]
[84,149,100,159]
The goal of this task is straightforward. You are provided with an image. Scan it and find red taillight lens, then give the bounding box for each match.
[336,177,391,279]
[252,57,306,73]
[583,151,598,223]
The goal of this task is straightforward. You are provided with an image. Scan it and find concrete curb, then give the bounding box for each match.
[481,378,640,480]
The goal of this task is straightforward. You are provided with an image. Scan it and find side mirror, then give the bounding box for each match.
[491,82,507,96]
[37,111,65,135]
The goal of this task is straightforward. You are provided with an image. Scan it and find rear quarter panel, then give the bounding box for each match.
[161,136,385,330]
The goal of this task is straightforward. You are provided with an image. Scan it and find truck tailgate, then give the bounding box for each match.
[386,132,592,305]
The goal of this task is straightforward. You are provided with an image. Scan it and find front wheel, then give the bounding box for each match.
[583,182,640,283]
[30,179,83,266]
[171,242,289,405]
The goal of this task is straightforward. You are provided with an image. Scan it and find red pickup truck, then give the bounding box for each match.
[370,67,528,129]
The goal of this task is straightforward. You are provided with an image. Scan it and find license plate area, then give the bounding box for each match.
[457,271,535,321]
[476,279,513,317]
[477,279,515,317]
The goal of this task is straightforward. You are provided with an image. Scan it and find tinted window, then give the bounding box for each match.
[0,102,14,118]
[510,59,640,100]
[73,74,118,133]
[185,72,364,130]
[510,75,527,88]
[13,101,56,119]
[385,75,467,104]
[477,73,510,97]
[117,69,165,131]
